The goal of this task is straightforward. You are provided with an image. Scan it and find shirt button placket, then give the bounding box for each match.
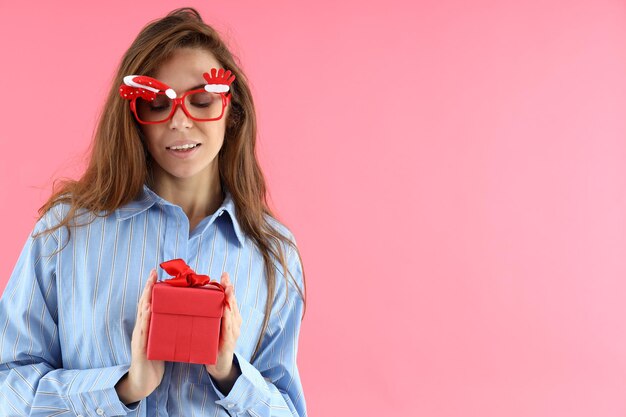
[163,206,187,262]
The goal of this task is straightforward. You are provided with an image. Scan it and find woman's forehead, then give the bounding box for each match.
[153,49,222,89]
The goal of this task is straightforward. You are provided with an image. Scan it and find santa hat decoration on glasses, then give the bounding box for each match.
[119,68,236,124]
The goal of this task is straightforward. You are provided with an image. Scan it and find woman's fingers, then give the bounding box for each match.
[139,269,157,350]
[146,269,157,304]
[221,271,241,325]
[139,295,150,351]
[141,269,157,304]
[134,285,146,333]
[125,269,166,401]
[134,269,156,351]
[223,301,232,336]
[218,272,242,346]
[221,272,234,301]
[230,287,240,314]
[221,272,230,287]
[205,272,241,377]
[137,270,153,312]
[222,279,241,328]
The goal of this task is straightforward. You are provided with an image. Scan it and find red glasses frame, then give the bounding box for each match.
[120,69,236,125]
[128,89,231,125]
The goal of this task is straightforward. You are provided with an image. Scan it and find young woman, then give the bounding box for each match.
[0,7,306,416]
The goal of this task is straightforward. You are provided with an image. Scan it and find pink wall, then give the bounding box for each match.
[2,1,626,415]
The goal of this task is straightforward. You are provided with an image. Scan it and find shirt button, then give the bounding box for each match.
[218,210,224,216]
[227,403,234,408]
[96,408,105,415]
[77,415,84,417]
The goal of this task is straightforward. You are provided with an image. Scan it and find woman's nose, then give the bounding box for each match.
[168,103,192,129]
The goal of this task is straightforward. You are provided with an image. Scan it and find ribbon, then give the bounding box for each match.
[159,259,230,308]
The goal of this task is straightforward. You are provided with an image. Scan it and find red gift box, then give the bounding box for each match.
[146,259,226,364]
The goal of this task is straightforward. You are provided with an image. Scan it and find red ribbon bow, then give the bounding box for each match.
[159,259,230,307]
[160,259,210,287]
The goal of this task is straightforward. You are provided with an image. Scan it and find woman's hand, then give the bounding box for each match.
[115,269,165,404]
[205,272,242,394]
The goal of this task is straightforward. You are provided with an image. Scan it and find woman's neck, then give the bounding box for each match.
[150,168,224,226]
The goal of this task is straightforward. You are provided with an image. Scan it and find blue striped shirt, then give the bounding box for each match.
[0,185,306,416]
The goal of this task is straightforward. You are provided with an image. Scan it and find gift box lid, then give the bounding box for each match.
[151,282,225,318]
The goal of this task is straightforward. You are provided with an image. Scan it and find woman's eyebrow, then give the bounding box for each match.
[185,84,205,92]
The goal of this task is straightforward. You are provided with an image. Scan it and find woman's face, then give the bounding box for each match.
[140,48,229,182]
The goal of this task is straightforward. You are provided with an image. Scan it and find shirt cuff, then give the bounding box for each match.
[208,352,271,414]
[64,364,140,416]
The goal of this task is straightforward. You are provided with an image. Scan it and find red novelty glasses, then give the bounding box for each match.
[132,89,229,124]
[119,69,236,125]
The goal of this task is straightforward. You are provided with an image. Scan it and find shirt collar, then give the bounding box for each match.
[115,184,245,246]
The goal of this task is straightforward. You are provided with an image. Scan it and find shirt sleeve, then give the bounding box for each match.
[0,214,138,416]
[207,244,307,417]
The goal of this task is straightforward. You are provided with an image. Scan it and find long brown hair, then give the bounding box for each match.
[38,7,305,361]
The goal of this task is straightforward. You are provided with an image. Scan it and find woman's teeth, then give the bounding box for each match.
[168,144,200,151]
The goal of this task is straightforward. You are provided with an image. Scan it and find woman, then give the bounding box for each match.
[0,7,306,416]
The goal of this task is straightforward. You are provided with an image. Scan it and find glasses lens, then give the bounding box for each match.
[135,94,172,123]
[185,91,224,121]
[134,91,225,123]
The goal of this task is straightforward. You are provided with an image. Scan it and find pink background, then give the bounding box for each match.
[1,0,626,415]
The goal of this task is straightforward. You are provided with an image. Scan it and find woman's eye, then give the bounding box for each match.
[150,103,171,112]
[191,102,212,108]
[189,92,215,108]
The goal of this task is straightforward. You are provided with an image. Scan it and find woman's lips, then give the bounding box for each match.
[166,143,202,159]
[166,143,201,150]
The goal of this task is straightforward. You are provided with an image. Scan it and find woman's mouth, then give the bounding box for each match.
[166,143,201,152]
[165,143,202,159]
